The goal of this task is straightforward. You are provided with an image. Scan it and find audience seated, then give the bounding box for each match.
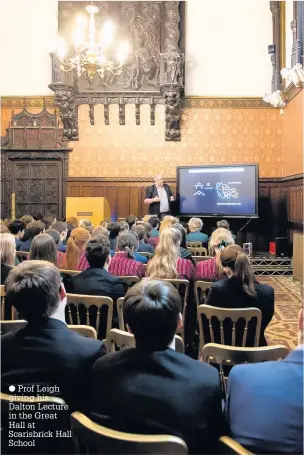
[159,215,178,234]
[31,212,43,221]
[226,308,304,454]
[172,223,194,264]
[41,218,52,230]
[63,227,90,271]
[147,228,194,280]
[21,214,34,227]
[89,280,225,454]
[213,219,236,240]
[148,216,160,238]
[92,226,115,256]
[51,221,68,252]
[119,221,129,232]
[70,235,125,299]
[66,216,79,229]
[195,228,234,281]
[46,228,66,267]
[108,222,121,251]
[79,219,94,234]
[21,220,45,252]
[1,261,105,410]
[108,232,145,278]
[2,218,12,227]
[8,219,26,250]
[133,225,154,254]
[125,214,137,229]
[100,219,110,229]
[0,225,9,233]
[186,217,208,245]
[0,233,16,284]
[29,233,65,268]
[206,244,274,346]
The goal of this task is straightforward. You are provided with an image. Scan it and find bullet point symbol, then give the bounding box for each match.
[9,385,15,392]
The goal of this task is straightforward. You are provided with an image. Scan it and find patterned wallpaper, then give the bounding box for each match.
[70,104,283,178]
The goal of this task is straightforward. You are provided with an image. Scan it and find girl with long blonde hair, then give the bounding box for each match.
[195,228,235,281]
[159,216,179,234]
[1,233,16,284]
[64,227,90,271]
[147,228,194,280]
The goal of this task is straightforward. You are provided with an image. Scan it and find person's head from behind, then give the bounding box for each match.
[217,219,230,230]
[119,221,129,233]
[220,244,256,298]
[8,220,26,239]
[132,225,146,243]
[66,216,79,229]
[21,215,34,227]
[126,215,137,229]
[143,222,152,240]
[66,227,90,270]
[117,231,139,258]
[85,235,111,269]
[41,219,52,230]
[123,280,182,350]
[3,219,12,227]
[209,228,234,255]
[92,226,109,238]
[147,227,181,279]
[171,223,187,248]
[159,215,178,234]
[27,221,45,239]
[108,222,121,239]
[5,261,65,322]
[149,216,160,230]
[31,212,43,221]
[0,233,16,266]
[79,219,93,233]
[46,229,60,245]
[100,220,110,229]
[30,233,58,266]
[188,217,203,233]
[51,221,68,242]
[0,225,9,234]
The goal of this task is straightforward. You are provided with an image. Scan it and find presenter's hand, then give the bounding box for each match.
[170,196,175,202]
[154,197,161,202]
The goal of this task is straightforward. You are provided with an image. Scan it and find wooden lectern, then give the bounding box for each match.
[66,197,111,226]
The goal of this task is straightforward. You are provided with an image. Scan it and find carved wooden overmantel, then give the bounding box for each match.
[49,1,184,142]
[1,107,72,219]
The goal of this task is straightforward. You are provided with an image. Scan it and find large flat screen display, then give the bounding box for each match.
[177,164,258,217]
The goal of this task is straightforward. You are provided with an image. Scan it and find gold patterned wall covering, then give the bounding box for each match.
[70,104,283,178]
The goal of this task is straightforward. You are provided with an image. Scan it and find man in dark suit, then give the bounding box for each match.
[144,175,174,219]
[226,308,304,454]
[70,235,126,299]
[1,260,105,411]
[89,280,226,454]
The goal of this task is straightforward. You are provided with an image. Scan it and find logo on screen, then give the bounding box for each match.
[193,182,212,196]
[216,182,239,199]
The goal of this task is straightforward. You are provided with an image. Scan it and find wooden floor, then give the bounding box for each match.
[260,277,303,351]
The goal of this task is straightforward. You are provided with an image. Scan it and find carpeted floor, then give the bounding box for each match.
[259,277,303,351]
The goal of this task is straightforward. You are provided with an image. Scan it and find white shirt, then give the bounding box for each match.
[157,186,169,213]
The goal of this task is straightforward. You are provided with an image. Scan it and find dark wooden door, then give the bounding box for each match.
[12,161,63,219]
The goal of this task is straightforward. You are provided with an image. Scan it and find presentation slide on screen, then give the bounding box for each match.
[178,166,257,216]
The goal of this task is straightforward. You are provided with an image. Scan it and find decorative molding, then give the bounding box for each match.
[66,176,177,183]
[283,84,303,103]
[182,97,274,109]
[1,97,55,108]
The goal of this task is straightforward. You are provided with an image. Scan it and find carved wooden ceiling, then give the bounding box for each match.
[49,1,184,142]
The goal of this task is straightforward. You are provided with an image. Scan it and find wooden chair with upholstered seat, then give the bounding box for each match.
[161,279,189,341]
[60,269,81,276]
[186,241,202,248]
[119,276,140,288]
[68,325,97,339]
[197,305,262,359]
[137,251,153,260]
[188,247,208,257]
[202,342,289,393]
[195,281,213,306]
[0,285,17,320]
[66,294,113,339]
[192,255,212,265]
[219,436,253,455]
[71,411,188,455]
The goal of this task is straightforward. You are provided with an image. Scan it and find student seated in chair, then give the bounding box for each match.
[70,235,126,299]
[1,260,105,410]
[226,308,304,454]
[89,280,225,454]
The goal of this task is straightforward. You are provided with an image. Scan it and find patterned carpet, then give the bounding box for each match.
[259,277,303,351]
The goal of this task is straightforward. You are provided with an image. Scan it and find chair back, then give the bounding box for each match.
[60,269,81,276]
[71,411,188,455]
[106,328,136,352]
[174,335,185,354]
[188,247,208,256]
[195,281,213,305]
[197,305,262,357]
[219,436,253,455]
[66,294,113,339]
[192,255,212,265]
[1,392,71,453]
[119,276,140,288]
[186,241,202,248]
[116,297,125,331]
[138,251,153,260]
[68,325,97,339]
[0,285,16,320]
[161,279,189,340]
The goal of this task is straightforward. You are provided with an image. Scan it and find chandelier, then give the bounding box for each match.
[56,5,129,84]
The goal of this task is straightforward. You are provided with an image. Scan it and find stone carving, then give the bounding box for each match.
[104,104,109,125]
[50,84,78,141]
[89,105,95,125]
[150,102,155,126]
[163,88,181,141]
[119,103,125,125]
[164,53,183,84]
[135,103,140,125]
